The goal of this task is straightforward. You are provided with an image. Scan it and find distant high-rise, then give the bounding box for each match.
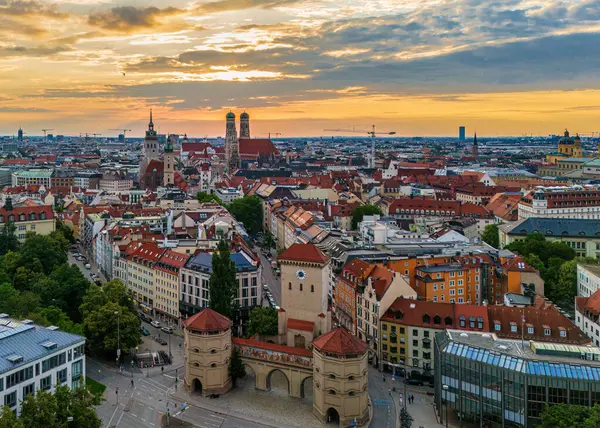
[118,134,125,143]
[225,112,239,171]
[459,126,466,141]
[17,127,23,142]
[240,111,250,138]
[473,132,479,159]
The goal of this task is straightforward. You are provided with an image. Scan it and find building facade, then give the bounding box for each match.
[435,330,600,428]
[578,264,600,298]
[0,316,86,417]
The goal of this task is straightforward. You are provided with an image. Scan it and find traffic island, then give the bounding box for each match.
[161,414,193,427]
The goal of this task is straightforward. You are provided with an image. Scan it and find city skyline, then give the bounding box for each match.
[2,1,600,136]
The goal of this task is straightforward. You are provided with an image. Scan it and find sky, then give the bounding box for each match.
[2,0,600,138]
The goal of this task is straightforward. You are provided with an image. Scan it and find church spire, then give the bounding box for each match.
[149,109,154,131]
[473,132,477,145]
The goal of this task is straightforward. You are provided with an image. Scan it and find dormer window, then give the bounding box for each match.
[510,322,517,333]
[494,321,501,331]
[544,327,551,336]
[459,316,466,328]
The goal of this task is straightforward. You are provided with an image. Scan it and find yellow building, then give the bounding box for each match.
[0,203,55,241]
[558,129,583,157]
[154,249,188,323]
[125,242,165,314]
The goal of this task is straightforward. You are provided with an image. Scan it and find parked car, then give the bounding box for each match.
[404,378,424,386]
[151,320,161,328]
[140,313,151,323]
[84,263,91,269]
[161,326,173,334]
[140,327,150,336]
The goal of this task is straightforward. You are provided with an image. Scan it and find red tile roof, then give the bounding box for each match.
[184,308,232,332]
[278,243,329,264]
[487,305,589,344]
[287,318,314,332]
[576,289,600,315]
[238,138,279,156]
[232,337,313,357]
[312,328,368,357]
[0,205,54,221]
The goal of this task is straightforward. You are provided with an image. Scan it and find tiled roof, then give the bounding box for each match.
[0,205,53,221]
[287,318,314,332]
[233,337,313,357]
[312,328,368,357]
[278,243,329,264]
[238,138,279,156]
[503,256,537,273]
[184,308,232,332]
[485,193,521,222]
[576,289,600,315]
[487,305,589,344]
[382,298,456,328]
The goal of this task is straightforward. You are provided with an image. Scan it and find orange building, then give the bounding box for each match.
[334,258,374,333]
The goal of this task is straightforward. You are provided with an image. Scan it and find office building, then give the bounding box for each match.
[459,126,466,141]
[578,264,600,298]
[435,330,600,428]
[0,316,86,417]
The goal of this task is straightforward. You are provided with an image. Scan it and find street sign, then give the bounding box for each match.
[117,348,121,357]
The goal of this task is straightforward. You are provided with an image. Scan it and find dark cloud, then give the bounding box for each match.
[199,0,301,13]
[0,107,51,113]
[0,0,67,18]
[0,44,71,58]
[87,6,183,32]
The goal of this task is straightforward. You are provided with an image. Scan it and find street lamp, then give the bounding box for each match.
[442,384,449,428]
[115,311,121,366]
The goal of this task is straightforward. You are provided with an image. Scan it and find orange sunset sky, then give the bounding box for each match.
[2,0,600,137]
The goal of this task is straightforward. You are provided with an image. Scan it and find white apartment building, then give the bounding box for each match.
[575,289,600,347]
[0,316,86,416]
[518,186,600,220]
[215,187,243,204]
[99,178,133,192]
[578,264,600,298]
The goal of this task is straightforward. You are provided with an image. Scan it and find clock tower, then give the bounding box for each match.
[277,243,331,348]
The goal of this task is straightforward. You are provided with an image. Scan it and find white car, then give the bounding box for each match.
[151,320,161,328]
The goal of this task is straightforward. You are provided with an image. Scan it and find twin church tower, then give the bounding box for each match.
[225,111,250,171]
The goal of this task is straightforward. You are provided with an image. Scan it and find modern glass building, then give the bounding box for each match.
[435,330,600,428]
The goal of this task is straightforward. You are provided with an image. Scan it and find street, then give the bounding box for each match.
[68,247,106,283]
[257,250,281,306]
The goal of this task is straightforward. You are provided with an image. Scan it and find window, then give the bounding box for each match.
[40,375,52,391]
[4,391,16,408]
[72,360,83,380]
[459,316,466,328]
[43,353,66,373]
[422,314,430,324]
[311,285,314,292]
[528,326,534,334]
[445,316,452,326]
[300,283,303,291]
[477,317,483,329]
[560,329,567,338]
[412,329,419,336]
[458,288,464,295]
[433,315,440,325]
[449,289,455,296]
[23,383,34,397]
[458,280,463,286]
[412,350,418,357]
[511,323,517,333]
[288,282,292,290]
[495,323,501,331]
[544,328,551,336]
[449,280,455,287]
[6,366,33,388]
[412,340,418,347]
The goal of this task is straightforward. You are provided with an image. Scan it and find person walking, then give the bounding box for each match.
[131,379,134,388]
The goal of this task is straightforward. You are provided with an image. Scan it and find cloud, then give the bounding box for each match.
[198,0,301,13]
[0,106,51,113]
[87,6,184,33]
[0,44,72,58]
[0,0,67,18]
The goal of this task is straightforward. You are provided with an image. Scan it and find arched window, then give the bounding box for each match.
[8,214,14,222]
[328,390,336,395]
[289,282,292,290]
[311,285,314,292]
[18,214,25,221]
[422,314,430,324]
[300,283,303,291]
[0,215,4,223]
[210,363,217,368]
[29,213,36,220]
[433,315,441,325]
[40,212,46,220]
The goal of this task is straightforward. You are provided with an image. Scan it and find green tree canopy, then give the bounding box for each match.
[481,224,499,248]
[0,405,24,428]
[197,192,222,204]
[540,403,600,428]
[209,239,238,319]
[18,385,101,428]
[505,232,575,265]
[247,306,278,338]
[351,205,382,230]
[80,280,140,356]
[261,231,275,250]
[227,195,263,234]
[0,221,20,257]
[18,233,67,275]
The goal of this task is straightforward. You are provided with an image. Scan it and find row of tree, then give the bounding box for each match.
[0,221,141,357]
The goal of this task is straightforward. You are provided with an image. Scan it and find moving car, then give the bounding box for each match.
[140,327,150,336]
[404,378,424,386]
[161,326,173,334]
[151,320,161,328]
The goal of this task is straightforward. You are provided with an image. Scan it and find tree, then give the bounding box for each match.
[247,306,278,338]
[262,231,275,250]
[523,253,544,272]
[400,407,414,428]
[27,306,84,336]
[351,205,382,230]
[539,403,596,428]
[197,192,222,205]
[80,280,140,356]
[229,347,246,387]
[20,390,59,428]
[481,224,499,248]
[227,195,263,234]
[54,218,75,244]
[0,221,19,257]
[0,406,23,428]
[209,239,238,319]
[18,233,67,275]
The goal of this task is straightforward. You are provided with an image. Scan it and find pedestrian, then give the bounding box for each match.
[382,375,386,382]
[161,366,164,374]
[131,379,134,388]
[411,394,415,404]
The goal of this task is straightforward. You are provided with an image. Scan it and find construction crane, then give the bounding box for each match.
[41,128,54,143]
[108,128,132,143]
[260,132,282,139]
[91,133,102,138]
[323,125,396,168]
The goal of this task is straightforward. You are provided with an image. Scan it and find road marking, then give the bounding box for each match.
[105,404,119,428]
[132,414,137,418]
[115,410,125,427]
[141,418,146,422]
